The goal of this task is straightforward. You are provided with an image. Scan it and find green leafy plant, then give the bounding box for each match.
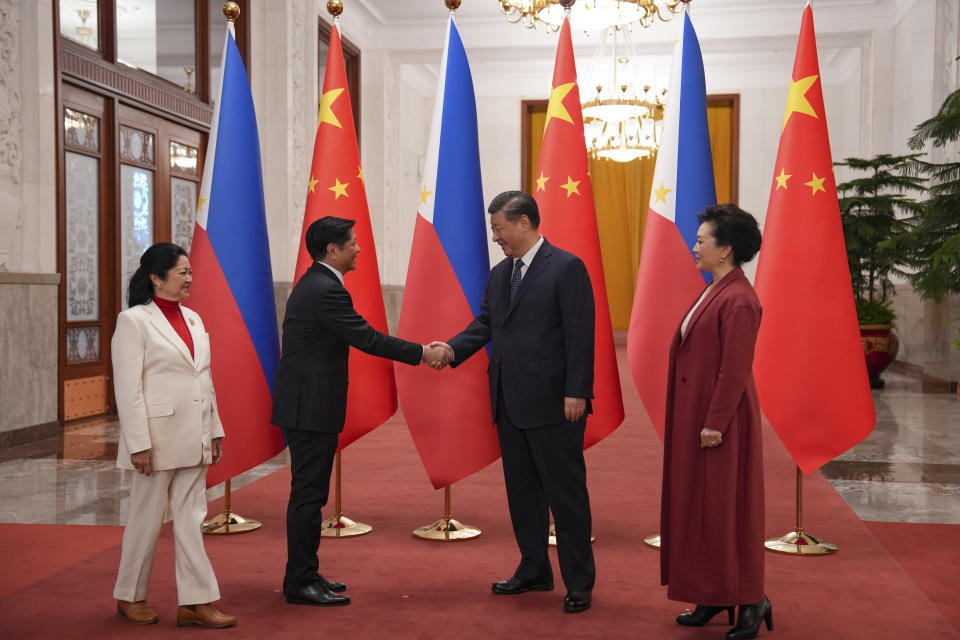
[836,154,925,325]
[856,298,896,326]
[885,78,960,303]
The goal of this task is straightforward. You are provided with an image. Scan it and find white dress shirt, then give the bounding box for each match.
[318,260,345,286]
[513,235,545,280]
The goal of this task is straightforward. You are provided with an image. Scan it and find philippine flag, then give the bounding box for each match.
[188,21,284,488]
[396,17,500,489]
[626,9,717,440]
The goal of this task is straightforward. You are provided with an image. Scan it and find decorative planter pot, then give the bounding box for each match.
[860,324,899,389]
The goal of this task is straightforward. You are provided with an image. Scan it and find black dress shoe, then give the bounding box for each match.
[491,576,554,595]
[726,596,773,640]
[677,604,735,626]
[285,582,351,607]
[563,591,592,613]
[283,574,347,594]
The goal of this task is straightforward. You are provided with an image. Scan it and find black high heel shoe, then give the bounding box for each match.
[676,604,735,626]
[726,596,773,640]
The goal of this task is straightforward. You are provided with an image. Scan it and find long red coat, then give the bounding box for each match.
[660,267,765,606]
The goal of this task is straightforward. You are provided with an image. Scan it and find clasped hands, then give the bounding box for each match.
[420,341,454,370]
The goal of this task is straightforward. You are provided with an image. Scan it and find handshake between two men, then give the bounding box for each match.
[420,341,454,370]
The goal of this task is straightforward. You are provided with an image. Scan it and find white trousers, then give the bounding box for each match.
[113,465,220,605]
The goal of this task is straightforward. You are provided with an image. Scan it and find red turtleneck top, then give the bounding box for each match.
[153,297,194,359]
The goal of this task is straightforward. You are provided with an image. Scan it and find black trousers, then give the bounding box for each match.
[496,386,596,594]
[284,427,339,590]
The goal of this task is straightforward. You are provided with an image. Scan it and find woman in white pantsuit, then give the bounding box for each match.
[112,242,236,628]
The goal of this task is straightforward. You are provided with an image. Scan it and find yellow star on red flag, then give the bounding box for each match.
[560,175,580,198]
[307,175,319,193]
[543,82,576,134]
[536,172,550,192]
[782,74,819,131]
[318,88,345,129]
[804,171,826,195]
[775,169,791,190]
[328,178,349,199]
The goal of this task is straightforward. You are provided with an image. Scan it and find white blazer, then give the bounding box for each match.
[112,301,225,471]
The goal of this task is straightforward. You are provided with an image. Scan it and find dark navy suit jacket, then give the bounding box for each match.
[448,238,595,428]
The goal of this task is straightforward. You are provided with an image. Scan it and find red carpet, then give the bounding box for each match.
[865,522,960,633]
[0,346,958,639]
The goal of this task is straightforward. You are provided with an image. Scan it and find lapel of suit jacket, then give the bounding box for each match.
[505,238,552,322]
[181,305,205,367]
[679,267,745,349]
[142,301,199,369]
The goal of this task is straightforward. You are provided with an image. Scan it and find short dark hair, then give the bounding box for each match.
[127,242,188,307]
[698,204,762,265]
[488,190,540,228]
[305,216,356,260]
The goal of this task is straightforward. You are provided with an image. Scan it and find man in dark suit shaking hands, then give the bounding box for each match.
[272,216,449,607]
[442,190,596,613]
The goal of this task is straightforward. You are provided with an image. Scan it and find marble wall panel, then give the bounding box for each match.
[0,274,60,435]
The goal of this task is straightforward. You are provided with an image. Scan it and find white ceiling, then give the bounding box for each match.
[334,0,921,97]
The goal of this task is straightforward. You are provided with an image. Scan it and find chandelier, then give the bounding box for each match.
[582,26,666,162]
[499,0,684,32]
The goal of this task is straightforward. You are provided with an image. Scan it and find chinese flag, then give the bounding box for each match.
[294,25,398,450]
[535,18,624,448]
[753,5,875,474]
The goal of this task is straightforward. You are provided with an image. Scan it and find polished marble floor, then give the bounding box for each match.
[0,370,957,526]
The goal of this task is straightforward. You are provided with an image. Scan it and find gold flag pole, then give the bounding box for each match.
[764,465,837,555]
[320,451,372,537]
[413,485,481,541]
[201,1,260,537]
[642,533,660,549]
[203,478,262,534]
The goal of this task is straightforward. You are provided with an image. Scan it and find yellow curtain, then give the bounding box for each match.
[708,102,733,204]
[526,100,735,329]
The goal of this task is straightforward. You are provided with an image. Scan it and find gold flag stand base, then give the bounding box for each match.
[413,486,481,541]
[764,466,838,556]
[642,533,661,549]
[203,479,261,535]
[320,514,372,537]
[548,524,595,546]
[320,451,372,538]
[764,528,838,555]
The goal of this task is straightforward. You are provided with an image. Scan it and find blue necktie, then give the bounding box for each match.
[510,259,524,305]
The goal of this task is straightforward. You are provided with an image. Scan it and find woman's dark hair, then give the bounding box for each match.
[698,204,762,265]
[305,216,356,260]
[127,242,188,307]
[488,190,540,228]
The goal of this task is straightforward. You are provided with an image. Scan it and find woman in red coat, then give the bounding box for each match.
[660,204,771,640]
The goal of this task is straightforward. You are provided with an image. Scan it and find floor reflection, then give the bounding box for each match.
[0,369,956,525]
[820,371,960,524]
[0,416,288,526]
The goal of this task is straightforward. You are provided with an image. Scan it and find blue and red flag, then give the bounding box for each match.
[188,20,283,487]
[396,17,500,489]
[626,8,717,440]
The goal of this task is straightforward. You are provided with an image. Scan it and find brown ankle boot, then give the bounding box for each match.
[176,603,237,628]
[117,600,158,624]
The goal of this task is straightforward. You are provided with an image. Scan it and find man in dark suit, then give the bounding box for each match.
[272,216,448,607]
[441,190,596,613]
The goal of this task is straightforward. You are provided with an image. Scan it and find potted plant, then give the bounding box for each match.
[836,153,925,388]
[885,79,960,399]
